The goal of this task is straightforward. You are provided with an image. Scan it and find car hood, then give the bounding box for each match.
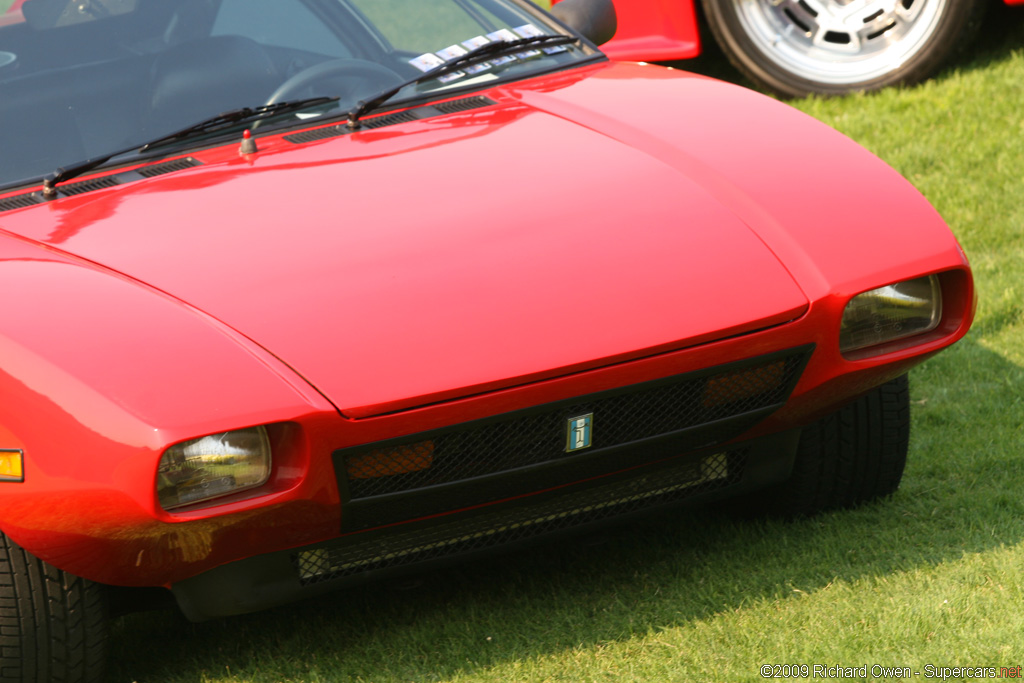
[0,64,812,418]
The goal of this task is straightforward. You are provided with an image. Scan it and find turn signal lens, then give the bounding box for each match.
[840,276,942,355]
[157,426,271,510]
[0,450,23,482]
[346,441,434,479]
[703,362,786,408]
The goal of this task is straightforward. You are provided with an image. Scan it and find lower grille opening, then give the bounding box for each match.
[296,450,744,585]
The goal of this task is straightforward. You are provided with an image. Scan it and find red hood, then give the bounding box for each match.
[0,64,810,417]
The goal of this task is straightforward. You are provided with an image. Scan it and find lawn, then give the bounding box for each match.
[103,7,1024,683]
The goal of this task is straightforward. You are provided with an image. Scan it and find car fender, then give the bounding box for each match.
[0,231,343,586]
[552,0,702,61]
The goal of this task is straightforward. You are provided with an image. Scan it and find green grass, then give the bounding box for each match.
[104,9,1024,683]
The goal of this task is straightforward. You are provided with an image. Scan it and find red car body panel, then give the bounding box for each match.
[0,62,973,588]
[0,74,808,418]
[551,0,701,61]
[586,0,701,62]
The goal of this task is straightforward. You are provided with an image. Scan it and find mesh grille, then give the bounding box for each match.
[298,450,743,584]
[341,351,805,500]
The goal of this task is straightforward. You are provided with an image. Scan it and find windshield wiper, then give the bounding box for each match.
[41,96,335,198]
[138,96,335,152]
[345,34,579,130]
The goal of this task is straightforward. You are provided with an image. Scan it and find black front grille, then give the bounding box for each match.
[339,348,808,502]
[299,448,745,585]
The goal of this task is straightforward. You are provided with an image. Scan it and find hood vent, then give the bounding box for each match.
[434,96,494,114]
[360,110,418,130]
[137,157,200,178]
[59,175,122,197]
[284,95,497,145]
[284,125,348,145]
[0,156,203,213]
[0,193,42,213]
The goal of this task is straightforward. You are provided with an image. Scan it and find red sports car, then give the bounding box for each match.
[0,0,973,680]
[557,0,1006,97]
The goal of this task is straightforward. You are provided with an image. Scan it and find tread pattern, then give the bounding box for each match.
[757,374,910,517]
[0,533,108,683]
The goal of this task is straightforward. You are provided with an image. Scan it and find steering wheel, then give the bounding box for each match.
[264,58,404,107]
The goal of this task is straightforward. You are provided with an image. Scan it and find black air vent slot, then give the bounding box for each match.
[0,156,202,212]
[359,110,418,130]
[59,176,121,196]
[285,126,347,144]
[137,157,200,178]
[434,96,494,114]
[284,95,497,145]
[0,193,42,214]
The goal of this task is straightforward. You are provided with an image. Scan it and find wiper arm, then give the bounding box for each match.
[345,34,579,130]
[138,97,335,153]
[41,96,335,198]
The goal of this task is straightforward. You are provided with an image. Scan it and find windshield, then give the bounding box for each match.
[0,0,595,189]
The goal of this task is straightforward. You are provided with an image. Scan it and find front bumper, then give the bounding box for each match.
[171,347,813,621]
[173,429,799,621]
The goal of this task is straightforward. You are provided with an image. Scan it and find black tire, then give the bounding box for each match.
[0,533,108,683]
[700,0,986,97]
[754,374,910,517]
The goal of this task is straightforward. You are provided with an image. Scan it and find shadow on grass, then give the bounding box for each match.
[105,338,1023,682]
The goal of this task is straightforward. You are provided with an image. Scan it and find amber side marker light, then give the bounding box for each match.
[703,361,786,408]
[347,441,435,479]
[0,449,24,482]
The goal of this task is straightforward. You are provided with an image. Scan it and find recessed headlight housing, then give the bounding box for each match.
[840,275,943,355]
[157,426,271,510]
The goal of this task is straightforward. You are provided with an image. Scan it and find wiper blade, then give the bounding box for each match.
[138,97,335,152]
[345,34,579,130]
[41,96,335,198]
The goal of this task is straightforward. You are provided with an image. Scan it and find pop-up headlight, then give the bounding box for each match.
[157,426,271,510]
[840,275,942,355]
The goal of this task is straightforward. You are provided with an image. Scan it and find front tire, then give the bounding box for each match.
[701,0,986,97]
[0,533,109,683]
[755,374,910,516]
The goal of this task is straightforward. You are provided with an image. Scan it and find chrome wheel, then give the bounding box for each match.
[736,0,946,85]
[701,0,985,96]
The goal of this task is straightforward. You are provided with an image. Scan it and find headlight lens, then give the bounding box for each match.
[157,426,271,510]
[840,275,942,355]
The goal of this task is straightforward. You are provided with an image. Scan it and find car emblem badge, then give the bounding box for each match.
[565,413,594,452]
